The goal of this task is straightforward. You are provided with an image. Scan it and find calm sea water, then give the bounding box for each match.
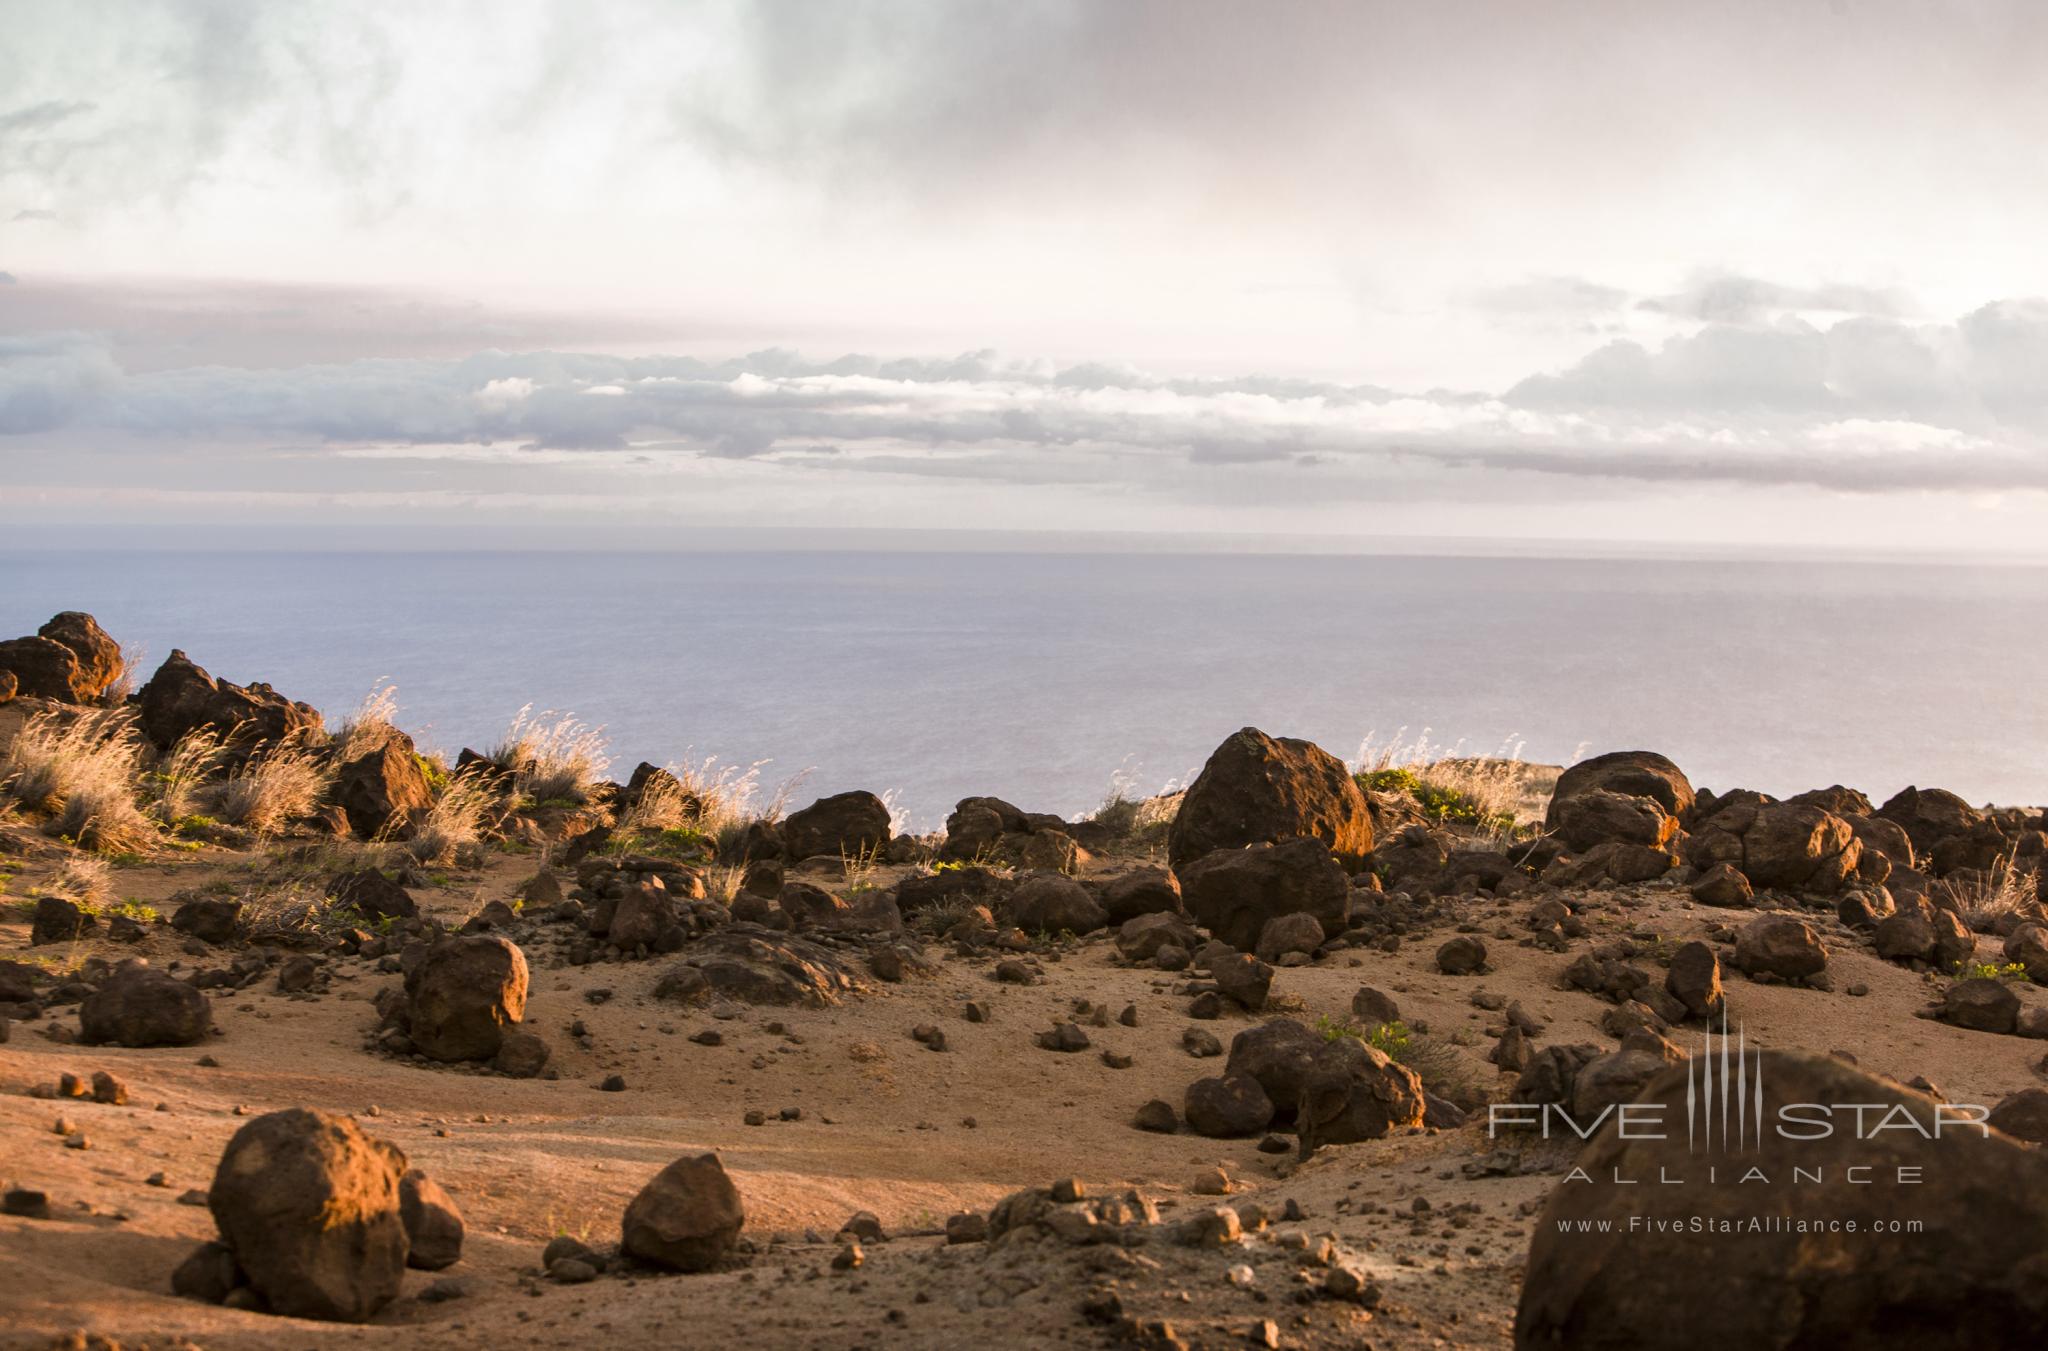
[2,549,2044,825]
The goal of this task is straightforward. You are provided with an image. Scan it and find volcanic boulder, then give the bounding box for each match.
[1515,1051,2048,1349]
[334,726,434,838]
[206,1109,408,1322]
[1167,727,1373,871]
[36,612,124,700]
[1687,802,1862,894]
[403,935,529,1061]
[781,791,892,861]
[399,1171,466,1271]
[1732,916,1827,981]
[1876,785,1984,856]
[1176,836,1349,953]
[136,649,323,750]
[1545,751,1694,831]
[1002,872,1107,936]
[79,966,210,1047]
[620,1152,745,1272]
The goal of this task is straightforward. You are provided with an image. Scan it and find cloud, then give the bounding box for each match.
[4,299,2048,497]
[1637,271,1915,323]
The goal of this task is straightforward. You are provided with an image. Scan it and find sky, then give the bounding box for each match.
[4,0,2048,554]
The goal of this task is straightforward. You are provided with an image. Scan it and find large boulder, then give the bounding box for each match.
[1663,941,1724,1020]
[0,635,92,703]
[403,935,529,1061]
[620,1153,745,1272]
[1940,977,2020,1034]
[1515,1052,2048,1348]
[37,612,124,700]
[136,649,323,750]
[1100,868,1184,924]
[1176,836,1349,952]
[1002,872,1107,935]
[1686,801,1862,894]
[334,726,433,837]
[1166,727,1373,871]
[1295,1037,1426,1151]
[609,880,679,950]
[1545,751,1694,830]
[1570,1030,1686,1121]
[1732,915,1827,981]
[207,1109,408,1322]
[1183,1073,1276,1138]
[780,791,891,861]
[1877,786,1984,856]
[1223,1018,1326,1114]
[80,967,210,1047]
[1551,789,1677,853]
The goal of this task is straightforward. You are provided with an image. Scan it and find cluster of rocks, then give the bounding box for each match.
[0,612,126,705]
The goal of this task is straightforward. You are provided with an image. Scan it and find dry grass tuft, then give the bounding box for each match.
[617,770,698,834]
[48,855,114,908]
[1942,849,2037,931]
[407,769,500,865]
[219,739,334,836]
[0,709,155,851]
[334,682,401,761]
[149,727,228,824]
[490,705,611,804]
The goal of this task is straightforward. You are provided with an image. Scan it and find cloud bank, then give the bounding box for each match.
[5,299,2048,499]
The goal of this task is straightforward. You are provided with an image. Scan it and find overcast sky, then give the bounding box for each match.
[4,0,2048,553]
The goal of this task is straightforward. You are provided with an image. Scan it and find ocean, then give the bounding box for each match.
[3,549,2044,826]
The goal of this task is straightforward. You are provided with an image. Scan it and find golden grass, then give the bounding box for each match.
[219,739,334,836]
[334,682,401,760]
[0,709,156,852]
[406,769,500,865]
[489,705,611,804]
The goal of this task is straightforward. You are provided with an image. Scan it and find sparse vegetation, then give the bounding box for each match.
[1315,1015,1473,1097]
[48,854,115,908]
[0,708,156,852]
[1941,849,2033,930]
[335,682,401,760]
[1353,729,1533,843]
[406,768,500,865]
[148,726,229,825]
[1953,959,2031,983]
[489,705,610,804]
[219,739,334,835]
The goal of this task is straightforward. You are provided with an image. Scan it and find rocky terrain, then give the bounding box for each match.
[2,612,2046,1350]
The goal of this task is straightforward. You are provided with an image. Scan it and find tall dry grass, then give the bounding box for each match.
[1942,848,2037,931]
[489,706,611,804]
[149,727,228,824]
[334,682,401,760]
[406,769,500,865]
[0,709,155,851]
[219,740,333,835]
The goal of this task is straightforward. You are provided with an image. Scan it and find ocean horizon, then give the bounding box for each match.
[4,545,2043,826]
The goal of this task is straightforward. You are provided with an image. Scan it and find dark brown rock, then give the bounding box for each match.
[1546,750,1695,827]
[404,935,529,1062]
[1167,727,1373,871]
[136,649,323,750]
[80,967,209,1047]
[620,1152,745,1272]
[399,1171,465,1271]
[208,1108,407,1322]
[1177,836,1348,953]
[780,791,892,862]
